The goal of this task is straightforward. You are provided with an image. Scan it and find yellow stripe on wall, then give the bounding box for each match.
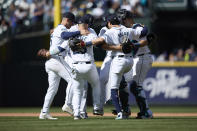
[95,61,197,68]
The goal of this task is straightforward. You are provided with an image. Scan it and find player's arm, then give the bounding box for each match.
[46,41,68,57]
[61,30,90,40]
[129,26,148,47]
[134,38,148,47]
[61,31,80,40]
[82,30,111,46]
[101,43,122,51]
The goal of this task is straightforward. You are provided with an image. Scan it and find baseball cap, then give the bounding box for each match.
[107,14,120,25]
[78,16,89,24]
[62,12,75,22]
[83,14,94,26]
[117,9,133,20]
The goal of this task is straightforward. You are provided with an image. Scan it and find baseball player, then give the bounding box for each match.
[118,9,153,119]
[38,12,90,119]
[98,16,111,112]
[79,14,149,119]
[62,14,99,119]
[48,16,103,120]
[99,16,131,118]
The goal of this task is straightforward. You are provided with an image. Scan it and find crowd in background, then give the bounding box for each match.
[1,0,197,61]
[155,45,197,62]
[0,0,150,35]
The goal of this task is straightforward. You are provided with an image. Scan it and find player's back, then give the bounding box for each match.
[50,25,68,58]
[102,25,133,56]
[132,23,150,55]
[50,25,68,48]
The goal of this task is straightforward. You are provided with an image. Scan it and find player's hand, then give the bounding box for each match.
[37,49,50,58]
[50,29,54,34]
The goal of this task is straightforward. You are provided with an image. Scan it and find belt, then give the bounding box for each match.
[137,53,150,56]
[112,55,132,59]
[118,55,132,58]
[73,61,91,64]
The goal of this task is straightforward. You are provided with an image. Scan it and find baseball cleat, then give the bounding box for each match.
[122,107,131,119]
[74,116,82,120]
[80,112,88,119]
[136,110,153,119]
[39,111,58,120]
[93,109,104,116]
[112,109,117,115]
[62,104,73,115]
[115,112,124,120]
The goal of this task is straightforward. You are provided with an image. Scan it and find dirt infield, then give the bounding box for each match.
[0,112,197,117]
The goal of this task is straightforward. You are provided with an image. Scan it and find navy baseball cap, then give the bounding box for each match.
[117,9,133,20]
[62,12,75,22]
[83,14,94,26]
[107,14,120,25]
[78,16,89,24]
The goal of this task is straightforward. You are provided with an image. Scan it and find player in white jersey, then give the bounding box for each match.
[99,16,132,117]
[79,14,149,120]
[118,9,153,119]
[38,12,76,120]
[48,16,102,120]
[62,14,99,119]
[39,12,89,119]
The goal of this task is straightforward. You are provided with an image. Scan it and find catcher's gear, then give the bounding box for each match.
[117,9,133,24]
[37,49,49,58]
[121,36,134,54]
[147,33,157,45]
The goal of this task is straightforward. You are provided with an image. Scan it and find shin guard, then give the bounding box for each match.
[111,89,121,113]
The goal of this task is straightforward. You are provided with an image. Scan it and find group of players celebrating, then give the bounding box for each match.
[37,9,154,120]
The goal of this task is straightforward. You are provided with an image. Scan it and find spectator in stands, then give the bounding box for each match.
[108,0,120,14]
[175,49,184,61]
[0,18,9,35]
[168,52,176,62]
[121,0,132,11]
[32,0,44,25]
[14,6,28,33]
[18,0,30,11]
[43,0,53,31]
[184,44,196,61]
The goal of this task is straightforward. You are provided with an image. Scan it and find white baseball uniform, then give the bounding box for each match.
[64,25,98,115]
[41,24,73,114]
[101,25,145,95]
[98,26,112,107]
[124,25,153,86]
[123,24,153,114]
[60,29,101,117]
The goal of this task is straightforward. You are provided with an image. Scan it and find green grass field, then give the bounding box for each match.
[0,106,197,131]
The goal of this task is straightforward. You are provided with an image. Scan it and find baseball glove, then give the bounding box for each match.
[147,33,157,45]
[37,49,48,58]
[121,36,134,54]
[68,38,84,52]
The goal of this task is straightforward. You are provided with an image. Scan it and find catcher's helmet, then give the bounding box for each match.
[107,14,120,25]
[117,9,133,24]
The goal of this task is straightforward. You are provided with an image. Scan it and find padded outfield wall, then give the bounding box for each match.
[95,62,197,105]
[1,60,197,106]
